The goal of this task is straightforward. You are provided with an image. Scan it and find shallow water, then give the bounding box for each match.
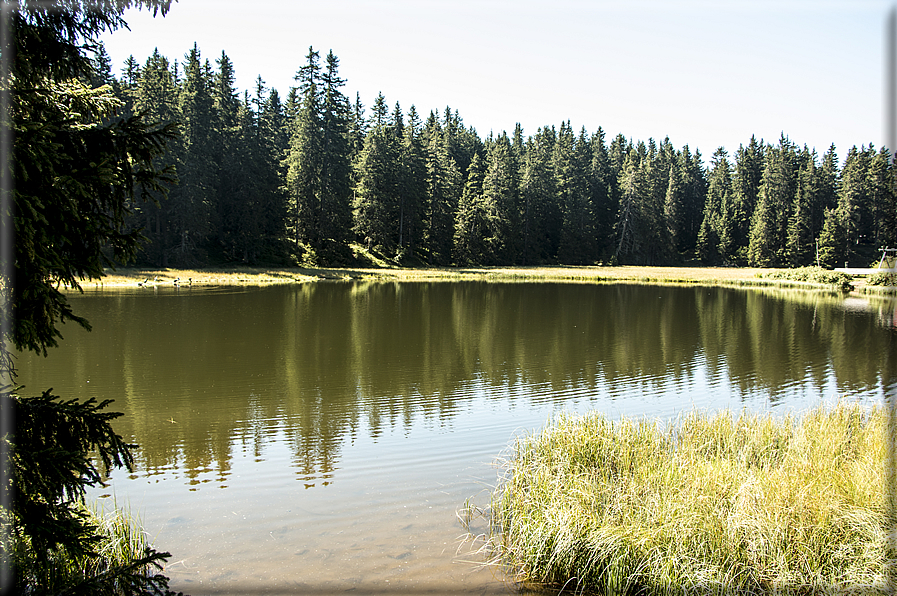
[14,282,895,594]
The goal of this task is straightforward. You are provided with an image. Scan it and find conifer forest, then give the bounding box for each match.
[101,42,897,269]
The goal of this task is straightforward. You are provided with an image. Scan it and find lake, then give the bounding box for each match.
[14,281,896,594]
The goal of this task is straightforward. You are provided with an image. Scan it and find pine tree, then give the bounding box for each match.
[89,40,113,88]
[614,149,649,263]
[555,123,594,264]
[748,135,797,266]
[132,48,180,265]
[785,148,818,265]
[481,132,520,263]
[170,42,215,265]
[730,136,765,263]
[675,145,706,254]
[6,1,180,591]
[589,127,616,260]
[836,145,871,262]
[352,96,402,255]
[398,105,427,258]
[520,126,559,264]
[286,47,357,260]
[697,148,732,263]
[867,147,896,249]
[817,207,847,267]
[257,83,289,261]
[423,116,462,264]
[454,152,488,264]
[318,49,353,258]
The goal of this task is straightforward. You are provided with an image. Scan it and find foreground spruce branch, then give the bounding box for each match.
[463,403,894,595]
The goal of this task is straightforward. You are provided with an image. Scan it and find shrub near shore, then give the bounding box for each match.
[473,403,892,595]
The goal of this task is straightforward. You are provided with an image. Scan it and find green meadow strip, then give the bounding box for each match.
[469,404,894,595]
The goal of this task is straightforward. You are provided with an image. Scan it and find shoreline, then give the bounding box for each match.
[73,265,887,294]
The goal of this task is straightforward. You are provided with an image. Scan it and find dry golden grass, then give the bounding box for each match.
[464,403,894,595]
[88,265,788,289]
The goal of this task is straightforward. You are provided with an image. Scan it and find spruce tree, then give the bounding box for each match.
[588,127,615,260]
[285,47,325,256]
[555,123,594,264]
[697,148,732,264]
[132,48,180,265]
[424,116,462,265]
[785,148,818,266]
[318,49,353,258]
[730,136,765,263]
[836,145,871,261]
[867,147,896,249]
[481,132,520,263]
[352,98,402,255]
[454,152,488,264]
[5,1,181,591]
[817,207,847,267]
[170,42,215,265]
[748,135,797,266]
[399,105,427,258]
[520,126,559,264]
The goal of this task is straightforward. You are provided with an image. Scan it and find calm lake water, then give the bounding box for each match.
[14,281,897,594]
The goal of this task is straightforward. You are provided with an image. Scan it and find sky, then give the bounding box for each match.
[99,0,895,164]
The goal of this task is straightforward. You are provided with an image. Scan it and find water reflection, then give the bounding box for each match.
[15,282,894,490]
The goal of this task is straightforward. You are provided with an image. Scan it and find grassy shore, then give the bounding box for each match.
[464,403,894,595]
[84,264,872,291]
[10,502,170,592]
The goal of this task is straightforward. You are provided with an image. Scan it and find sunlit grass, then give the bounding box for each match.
[91,265,789,288]
[10,501,167,593]
[755,267,854,291]
[466,403,894,595]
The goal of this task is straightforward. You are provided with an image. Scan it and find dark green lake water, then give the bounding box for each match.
[14,282,896,593]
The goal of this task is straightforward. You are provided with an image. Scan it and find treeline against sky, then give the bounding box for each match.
[95,43,897,268]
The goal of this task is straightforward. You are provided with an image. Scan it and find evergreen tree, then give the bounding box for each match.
[170,42,215,265]
[867,147,896,249]
[588,127,616,260]
[614,149,648,263]
[121,54,142,89]
[352,97,402,255]
[88,40,113,88]
[258,84,289,260]
[697,148,732,263]
[555,123,595,264]
[817,207,847,267]
[423,116,462,264]
[5,1,181,591]
[398,105,427,258]
[748,135,797,266]
[318,49,353,257]
[454,152,488,264]
[520,126,559,264]
[132,48,180,265]
[785,148,818,265]
[481,132,520,263]
[730,136,765,263]
[675,145,706,254]
[285,47,352,261]
[835,145,872,263]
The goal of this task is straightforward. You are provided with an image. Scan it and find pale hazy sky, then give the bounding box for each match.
[100,0,893,163]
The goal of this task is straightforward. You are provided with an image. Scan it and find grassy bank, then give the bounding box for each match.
[465,403,894,594]
[10,502,171,592]
[88,265,856,290]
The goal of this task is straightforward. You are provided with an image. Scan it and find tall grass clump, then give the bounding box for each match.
[8,501,178,595]
[480,403,893,595]
[866,272,897,287]
[756,267,853,291]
